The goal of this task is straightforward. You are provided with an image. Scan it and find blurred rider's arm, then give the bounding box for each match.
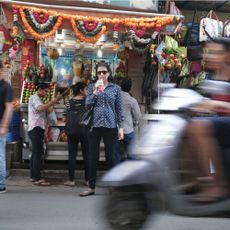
[192,100,230,114]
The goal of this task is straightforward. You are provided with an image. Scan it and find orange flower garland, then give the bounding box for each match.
[13,5,178,41]
[19,7,63,41]
[70,18,106,43]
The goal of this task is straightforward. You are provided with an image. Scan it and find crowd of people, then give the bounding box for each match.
[3,60,140,196]
[0,38,229,201]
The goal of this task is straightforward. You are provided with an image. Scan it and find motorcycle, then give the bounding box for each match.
[100,81,230,230]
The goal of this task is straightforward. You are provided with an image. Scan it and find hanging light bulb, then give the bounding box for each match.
[57,48,62,56]
[97,46,103,58]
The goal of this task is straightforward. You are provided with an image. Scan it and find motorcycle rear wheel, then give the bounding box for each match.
[105,185,150,230]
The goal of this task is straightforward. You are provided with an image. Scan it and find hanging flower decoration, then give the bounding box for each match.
[113,24,119,44]
[77,20,104,37]
[13,8,19,23]
[70,18,106,43]
[128,30,152,54]
[19,7,63,40]
[10,8,24,44]
[13,5,179,42]
[33,12,49,24]
[84,20,98,32]
[131,26,147,38]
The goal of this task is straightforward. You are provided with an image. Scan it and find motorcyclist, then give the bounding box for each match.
[183,38,230,203]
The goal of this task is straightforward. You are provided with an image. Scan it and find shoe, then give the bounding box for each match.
[82,181,89,186]
[64,180,76,187]
[33,179,51,186]
[0,187,6,194]
[79,188,95,197]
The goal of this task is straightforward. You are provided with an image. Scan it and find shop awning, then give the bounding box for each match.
[168,1,230,13]
[2,0,159,13]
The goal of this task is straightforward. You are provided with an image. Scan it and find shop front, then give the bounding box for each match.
[1,1,183,162]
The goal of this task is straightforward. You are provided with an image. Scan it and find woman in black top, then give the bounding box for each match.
[64,82,89,186]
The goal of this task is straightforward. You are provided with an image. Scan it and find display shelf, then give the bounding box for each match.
[20,81,56,104]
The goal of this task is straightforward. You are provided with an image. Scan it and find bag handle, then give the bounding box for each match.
[186,9,197,46]
[165,0,181,15]
[223,20,230,36]
[207,10,220,21]
[165,0,170,14]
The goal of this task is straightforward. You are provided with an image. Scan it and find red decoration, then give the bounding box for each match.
[113,24,119,31]
[0,25,15,53]
[33,12,49,24]
[20,39,35,88]
[131,26,147,38]
[84,20,98,32]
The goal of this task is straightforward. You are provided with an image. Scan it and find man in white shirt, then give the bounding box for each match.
[28,82,60,185]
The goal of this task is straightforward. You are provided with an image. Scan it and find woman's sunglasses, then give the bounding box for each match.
[97,70,108,75]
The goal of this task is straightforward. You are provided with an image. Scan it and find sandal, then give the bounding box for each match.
[79,188,95,197]
[34,179,51,186]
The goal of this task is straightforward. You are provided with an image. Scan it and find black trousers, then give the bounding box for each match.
[88,127,119,189]
[67,126,89,181]
[28,127,45,180]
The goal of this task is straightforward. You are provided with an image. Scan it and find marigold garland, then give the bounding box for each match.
[76,20,104,37]
[14,5,178,41]
[70,18,106,43]
[19,7,63,40]
[128,30,152,54]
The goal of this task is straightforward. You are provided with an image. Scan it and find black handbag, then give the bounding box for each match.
[80,104,95,128]
[187,44,203,61]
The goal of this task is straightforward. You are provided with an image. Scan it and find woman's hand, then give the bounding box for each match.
[118,128,124,140]
[93,80,104,94]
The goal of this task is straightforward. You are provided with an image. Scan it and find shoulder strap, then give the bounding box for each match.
[186,9,197,46]
[68,99,75,109]
[0,80,8,94]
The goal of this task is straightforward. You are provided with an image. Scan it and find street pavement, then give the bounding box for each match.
[0,170,230,230]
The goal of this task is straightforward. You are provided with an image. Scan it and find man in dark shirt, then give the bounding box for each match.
[0,60,13,193]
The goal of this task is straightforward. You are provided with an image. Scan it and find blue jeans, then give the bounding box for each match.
[124,132,135,159]
[0,136,6,189]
